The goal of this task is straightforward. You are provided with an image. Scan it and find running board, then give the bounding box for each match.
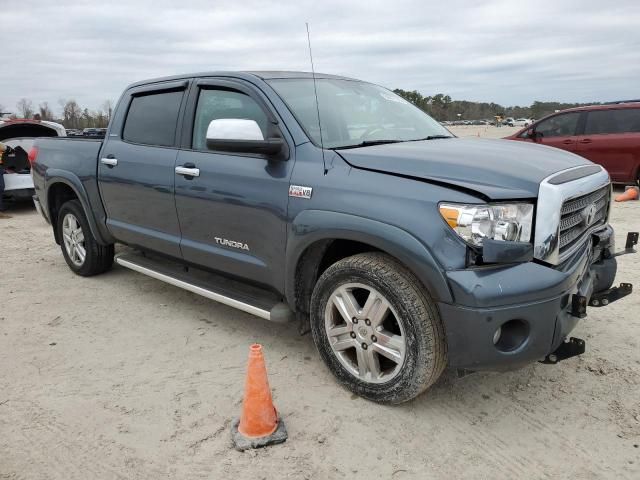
[114,251,294,323]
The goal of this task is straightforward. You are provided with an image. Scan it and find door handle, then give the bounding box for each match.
[175,166,200,177]
[579,139,592,144]
[100,157,118,167]
[562,140,574,145]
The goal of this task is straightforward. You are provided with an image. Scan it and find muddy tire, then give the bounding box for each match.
[310,252,447,404]
[57,200,114,276]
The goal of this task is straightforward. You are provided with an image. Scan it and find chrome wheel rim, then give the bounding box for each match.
[325,283,406,384]
[62,213,86,267]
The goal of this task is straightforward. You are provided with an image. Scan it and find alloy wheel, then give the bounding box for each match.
[324,283,406,383]
[62,213,86,267]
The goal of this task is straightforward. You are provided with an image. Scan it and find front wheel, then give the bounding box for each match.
[57,199,114,276]
[310,253,447,404]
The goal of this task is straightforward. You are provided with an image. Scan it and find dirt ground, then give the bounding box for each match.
[448,124,522,139]
[1,166,639,479]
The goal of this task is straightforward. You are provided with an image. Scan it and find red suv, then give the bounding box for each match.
[506,102,640,184]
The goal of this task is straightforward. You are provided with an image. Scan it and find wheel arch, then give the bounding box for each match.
[45,173,108,246]
[285,210,453,316]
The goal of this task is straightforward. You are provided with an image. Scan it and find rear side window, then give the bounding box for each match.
[535,112,580,138]
[584,108,640,135]
[123,90,183,146]
[192,89,268,150]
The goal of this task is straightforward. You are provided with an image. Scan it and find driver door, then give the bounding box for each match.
[174,78,295,291]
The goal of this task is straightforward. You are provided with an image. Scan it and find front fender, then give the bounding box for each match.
[285,209,453,308]
[45,170,112,245]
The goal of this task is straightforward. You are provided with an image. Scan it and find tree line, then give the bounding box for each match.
[1,98,114,130]
[392,89,599,121]
[2,91,601,129]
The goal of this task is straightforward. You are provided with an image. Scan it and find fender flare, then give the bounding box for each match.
[45,170,111,245]
[285,210,453,309]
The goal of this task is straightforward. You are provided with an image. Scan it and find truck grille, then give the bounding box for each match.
[558,185,609,254]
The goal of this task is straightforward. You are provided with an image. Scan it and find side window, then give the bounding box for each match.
[585,109,640,135]
[192,89,269,150]
[123,90,183,147]
[536,112,580,138]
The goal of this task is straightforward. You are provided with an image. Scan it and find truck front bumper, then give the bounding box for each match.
[438,226,634,371]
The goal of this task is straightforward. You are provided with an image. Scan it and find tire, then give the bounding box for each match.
[310,252,447,404]
[57,199,114,276]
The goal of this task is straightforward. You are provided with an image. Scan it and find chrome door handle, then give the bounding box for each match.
[100,157,118,166]
[175,166,200,177]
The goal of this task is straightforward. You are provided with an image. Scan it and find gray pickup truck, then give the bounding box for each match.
[31,71,637,403]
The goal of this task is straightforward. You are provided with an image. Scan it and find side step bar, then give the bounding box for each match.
[114,251,294,323]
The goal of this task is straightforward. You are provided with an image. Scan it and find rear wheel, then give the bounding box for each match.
[310,252,447,404]
[57,200,114,276]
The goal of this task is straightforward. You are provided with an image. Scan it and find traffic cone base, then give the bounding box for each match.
[231,413,288,451]
[614,186,639,202]
[230,344,288,451]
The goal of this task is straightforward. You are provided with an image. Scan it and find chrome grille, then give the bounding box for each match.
[558,186,609,253]
[534,165,610,265]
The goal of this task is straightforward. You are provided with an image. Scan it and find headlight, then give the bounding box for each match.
[439,202,534,247]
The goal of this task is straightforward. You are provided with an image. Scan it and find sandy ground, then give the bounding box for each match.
[448,124,522,139]
[1,173,639,479]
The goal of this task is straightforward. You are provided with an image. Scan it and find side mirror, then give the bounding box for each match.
[206,119,284,156]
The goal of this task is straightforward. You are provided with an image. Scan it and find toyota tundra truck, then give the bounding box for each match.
[30,72,637,403]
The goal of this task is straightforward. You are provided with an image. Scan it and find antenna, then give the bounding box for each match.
[306,22,327,174]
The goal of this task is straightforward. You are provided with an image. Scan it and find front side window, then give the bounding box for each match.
[123,90,183,146]
[535,112,580,138]
[584,108,640,135]
[192,89,269,150]
[267,78,452,149]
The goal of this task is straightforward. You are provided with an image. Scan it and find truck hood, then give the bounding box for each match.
[336,138,591,199]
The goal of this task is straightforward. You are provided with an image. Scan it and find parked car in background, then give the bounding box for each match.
[0,118,66,201]
[66,128,84,137]
[82,128,106,138]
[505,102,640,184]
[512,118,533,127]
[502,117,515,126]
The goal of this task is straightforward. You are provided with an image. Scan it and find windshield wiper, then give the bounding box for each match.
[411,135,454,141]
[333,139,405,150]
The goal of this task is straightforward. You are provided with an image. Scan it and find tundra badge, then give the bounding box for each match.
[214,237,250,251]
[289,185,313,199]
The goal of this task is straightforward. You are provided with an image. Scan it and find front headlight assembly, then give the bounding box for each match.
[439,202,534,247]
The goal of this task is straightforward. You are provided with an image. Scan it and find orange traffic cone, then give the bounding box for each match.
[615,186,639,202]
[231,344,287,450]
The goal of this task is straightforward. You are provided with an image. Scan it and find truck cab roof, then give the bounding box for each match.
[125,71,361,90]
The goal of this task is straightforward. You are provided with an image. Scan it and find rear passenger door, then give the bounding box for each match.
[575,108,640,182]
[174,78,294,291]
[530,112,582,153]
[98,81,188,258]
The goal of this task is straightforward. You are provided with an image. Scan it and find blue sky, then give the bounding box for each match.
[3,0,639,114]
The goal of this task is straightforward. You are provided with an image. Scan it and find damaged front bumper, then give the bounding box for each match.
[439,227,637,371]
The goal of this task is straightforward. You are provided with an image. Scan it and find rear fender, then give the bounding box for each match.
[45,170,111,246]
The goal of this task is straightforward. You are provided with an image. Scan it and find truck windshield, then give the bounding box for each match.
[268,78,452,149]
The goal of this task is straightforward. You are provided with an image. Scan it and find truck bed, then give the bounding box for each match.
[33,137,103,176]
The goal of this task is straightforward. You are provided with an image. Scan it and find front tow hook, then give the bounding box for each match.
[540,337,586,364]
[610,231,638,258]
[589,283,633,307]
